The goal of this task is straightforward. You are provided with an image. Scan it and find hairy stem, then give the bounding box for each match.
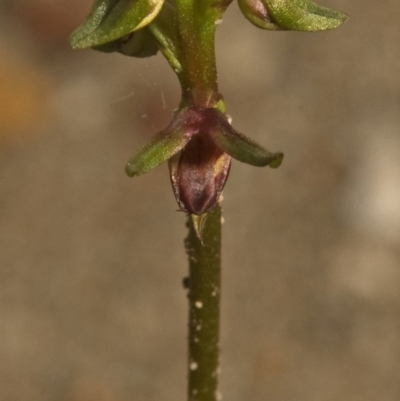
[185,204,222,401]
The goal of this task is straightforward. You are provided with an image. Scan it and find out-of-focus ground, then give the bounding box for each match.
[1,1,400,400]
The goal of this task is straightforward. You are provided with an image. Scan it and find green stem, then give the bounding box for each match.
[174,0,222,104]
[185,204,222,401]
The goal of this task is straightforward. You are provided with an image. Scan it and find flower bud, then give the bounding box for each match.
[238,0,349,32]
[238,0,283,30]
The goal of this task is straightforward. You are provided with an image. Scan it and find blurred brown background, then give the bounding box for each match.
[1,1,400,400]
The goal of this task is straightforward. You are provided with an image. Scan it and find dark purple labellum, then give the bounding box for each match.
[169,134,231,215]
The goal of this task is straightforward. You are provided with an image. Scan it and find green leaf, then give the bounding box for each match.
[71,0,165,49]
[125,111,191,177]
[265,0,349,31]
[211,116,283,168]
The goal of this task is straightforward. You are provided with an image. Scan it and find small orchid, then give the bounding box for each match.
[125,92,283,215]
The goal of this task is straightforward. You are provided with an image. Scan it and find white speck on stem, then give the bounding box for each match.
[190,361,198,371]
[195,301,203,309]
[196,324,202,331]
[215,18,223,25]
[215,390,223,401]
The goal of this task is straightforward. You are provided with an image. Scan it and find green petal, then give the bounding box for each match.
[71,0,165,49]
[125,112,191,177]
[265,0,349,31]
[211,118,283,168]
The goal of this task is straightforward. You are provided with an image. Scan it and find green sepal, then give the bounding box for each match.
[265,0,349,31]
[71,0,165,49]
[125,111,191,177]
[70,0,120,46]
[211,119,283,168]
[92,28,159,57]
